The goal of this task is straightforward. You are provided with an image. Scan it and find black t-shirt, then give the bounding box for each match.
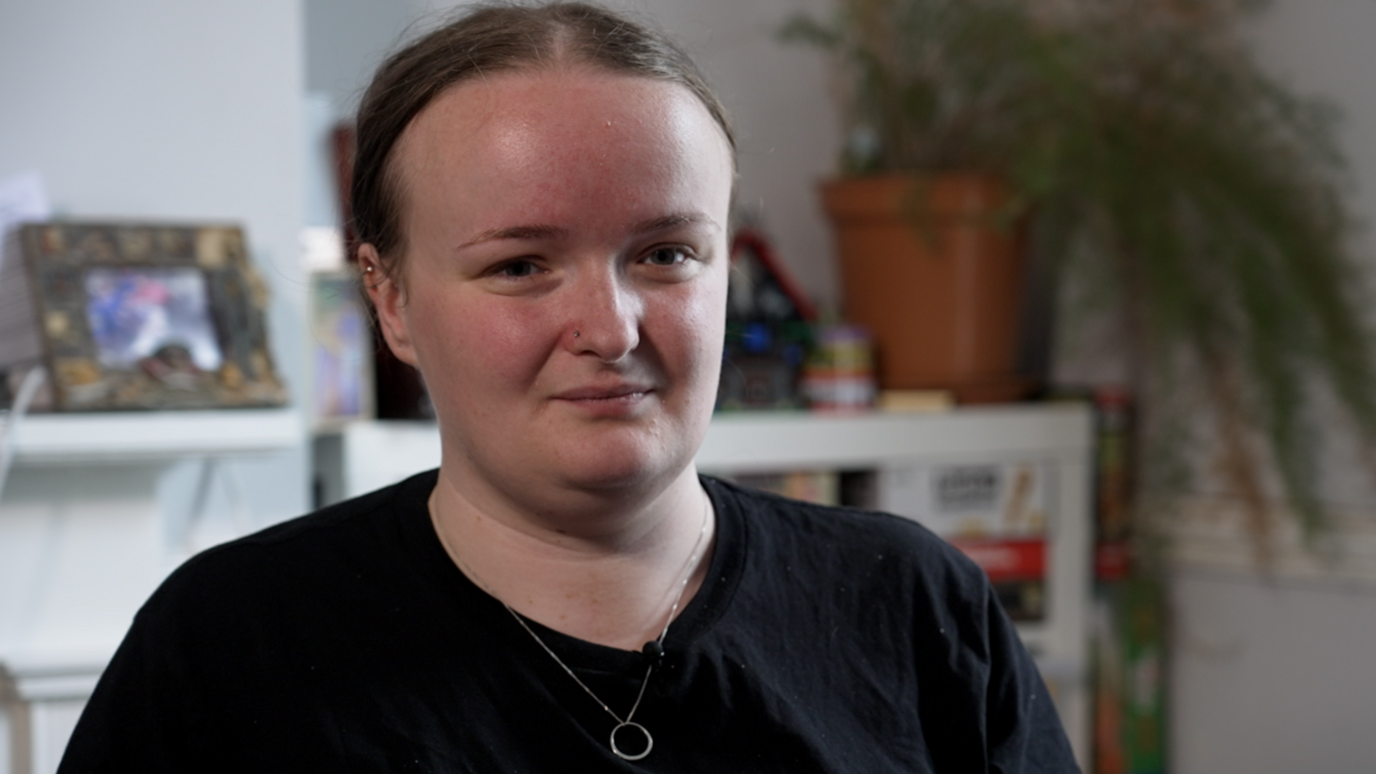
[59,471,1079,773]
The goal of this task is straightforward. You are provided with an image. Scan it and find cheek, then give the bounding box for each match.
[405,292,554,393]
[669,272,729,378]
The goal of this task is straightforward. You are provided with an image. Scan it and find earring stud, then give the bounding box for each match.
[363,265,386,290]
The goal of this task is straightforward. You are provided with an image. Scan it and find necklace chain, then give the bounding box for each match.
[442,491,712,761]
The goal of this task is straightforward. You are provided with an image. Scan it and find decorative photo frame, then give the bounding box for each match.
[19,222,288,411]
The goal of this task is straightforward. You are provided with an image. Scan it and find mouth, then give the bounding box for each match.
[552,383,655,403]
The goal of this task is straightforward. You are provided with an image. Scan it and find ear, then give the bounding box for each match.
[358,243,420,368]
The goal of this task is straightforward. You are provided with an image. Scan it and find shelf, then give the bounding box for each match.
[0,651,107,701]
[696,404,1092,473]
[10,409,303,465]
[314,403,1093,501]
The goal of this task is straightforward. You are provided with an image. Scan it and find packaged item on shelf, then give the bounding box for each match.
[1092,576,1167,774]
[876,390,954,413]
[732,470,840,506]
[879,459,1054,621]
[801,324,876,412]
[1094,386,1134,542]
[308,270,373,424]
[1083,386,1166,774]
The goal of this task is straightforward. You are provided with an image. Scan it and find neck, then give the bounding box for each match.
[429,466,716,651]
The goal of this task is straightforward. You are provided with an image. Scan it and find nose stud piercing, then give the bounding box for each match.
[574,330,581,338]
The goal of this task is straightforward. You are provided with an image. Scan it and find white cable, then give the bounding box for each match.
[223,459,253,536]
[182,457,254,554]
[183,457,218,554]
[0,365,47,504]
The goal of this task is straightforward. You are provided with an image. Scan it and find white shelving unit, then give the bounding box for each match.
[0,409,301,774]
[315,403,1095,764]
[8,410,302,465]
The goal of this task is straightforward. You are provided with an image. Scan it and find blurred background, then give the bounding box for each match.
[2,0,1375,771]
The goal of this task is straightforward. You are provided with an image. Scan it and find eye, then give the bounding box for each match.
[496,259,541,278]
[644,246,689,266]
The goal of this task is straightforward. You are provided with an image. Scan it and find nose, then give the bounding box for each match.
[566,268,641,362]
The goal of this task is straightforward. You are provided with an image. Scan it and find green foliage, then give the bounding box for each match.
[784,0,1376,544]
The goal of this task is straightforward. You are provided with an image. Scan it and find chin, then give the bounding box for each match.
[556,434,694,494]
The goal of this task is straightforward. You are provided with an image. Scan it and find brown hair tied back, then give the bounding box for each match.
[350,1,737,284]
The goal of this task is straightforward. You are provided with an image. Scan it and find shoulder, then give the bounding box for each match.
[143,469,438,624]
[62,472,444,771]
[703,478,1078,770]
[76,470,441,745]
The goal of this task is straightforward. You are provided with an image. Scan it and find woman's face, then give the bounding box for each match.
[369,68,733,505]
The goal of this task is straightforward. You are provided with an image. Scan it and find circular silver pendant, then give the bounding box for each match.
[610,721,653,761]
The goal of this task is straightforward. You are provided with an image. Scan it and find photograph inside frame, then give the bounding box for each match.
[16,221,288,411]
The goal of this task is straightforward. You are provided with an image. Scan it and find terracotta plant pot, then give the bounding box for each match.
[821,173,1029,403]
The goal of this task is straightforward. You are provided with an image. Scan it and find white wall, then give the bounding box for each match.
[1170,569,1376,772]
[1164,2,1376,772]
[306,0,420,114]
[0,0,311,531]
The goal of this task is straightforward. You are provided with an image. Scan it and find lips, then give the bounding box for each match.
[553,383,654,401]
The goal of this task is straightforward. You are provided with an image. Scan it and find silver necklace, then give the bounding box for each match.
[454,495,711,761]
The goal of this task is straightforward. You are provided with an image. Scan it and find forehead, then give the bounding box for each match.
[389,67,734,229]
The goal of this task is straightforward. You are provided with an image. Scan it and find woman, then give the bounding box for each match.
[60,3,1078,771]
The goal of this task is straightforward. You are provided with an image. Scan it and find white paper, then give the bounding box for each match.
[0,171,53,369]
[300,226,345,272]
[0,170,51,241]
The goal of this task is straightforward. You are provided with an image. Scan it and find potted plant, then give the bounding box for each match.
[785,0,1068,403]
[784,0,1376,552]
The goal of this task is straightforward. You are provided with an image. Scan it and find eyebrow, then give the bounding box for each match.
[456,224,568,250]
[630,212,719,235]
[455,212,719,250]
